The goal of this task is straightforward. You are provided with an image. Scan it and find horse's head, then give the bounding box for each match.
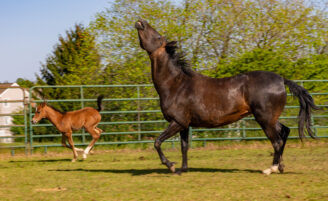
[32,102,47,124]
[135,19,166,54]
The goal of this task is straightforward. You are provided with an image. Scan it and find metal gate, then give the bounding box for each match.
[1,81,327,155]
[0,86,28,155]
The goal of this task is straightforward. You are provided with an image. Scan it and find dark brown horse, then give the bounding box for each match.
[135,19,318,175]
[32,95,104,162]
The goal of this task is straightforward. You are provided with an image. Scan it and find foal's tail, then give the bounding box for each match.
[97,95,104,111]
[284,79,319,139]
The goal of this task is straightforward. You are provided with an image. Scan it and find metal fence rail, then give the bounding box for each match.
[0,86,28,155]
[1,81,327,155]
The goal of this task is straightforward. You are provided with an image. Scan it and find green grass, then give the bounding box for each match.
[1,140,328,201]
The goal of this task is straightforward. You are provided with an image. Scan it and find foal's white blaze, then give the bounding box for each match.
[262,165,279,175]
[83,145,92,159]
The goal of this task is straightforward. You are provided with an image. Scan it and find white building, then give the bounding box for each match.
[0,83,29,143]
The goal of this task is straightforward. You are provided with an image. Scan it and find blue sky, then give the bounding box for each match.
[0,0,112,83]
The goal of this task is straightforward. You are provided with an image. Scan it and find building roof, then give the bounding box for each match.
[0,83,14,95]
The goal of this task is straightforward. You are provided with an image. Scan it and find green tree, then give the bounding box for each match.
[37,24,102,86]
[90,0,328,78]
[36,24,103,111]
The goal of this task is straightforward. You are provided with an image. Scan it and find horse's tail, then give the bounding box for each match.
[97,95,104,112]
[284,79,319,139]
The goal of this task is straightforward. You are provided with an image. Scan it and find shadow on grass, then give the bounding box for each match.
[48,167,300,176]
[9,159,72,163]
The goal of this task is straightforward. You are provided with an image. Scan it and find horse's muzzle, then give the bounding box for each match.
[135,21,144,30]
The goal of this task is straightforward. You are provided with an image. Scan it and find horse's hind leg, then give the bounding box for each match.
[256,121,291,175]
[262,122,290,174]
[83,127,101,160]
[277,123,290,173]
[255,122,281,175]
[252,106,288,175]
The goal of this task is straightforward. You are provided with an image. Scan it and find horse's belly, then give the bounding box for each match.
[190,109,250,128]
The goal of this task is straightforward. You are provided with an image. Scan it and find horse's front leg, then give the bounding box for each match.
[177,128,189,174]
[154,121,184,173]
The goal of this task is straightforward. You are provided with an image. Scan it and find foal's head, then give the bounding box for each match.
[32,102,48,124]
[135,19,166,54]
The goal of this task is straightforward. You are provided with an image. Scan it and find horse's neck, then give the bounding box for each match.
[150,55,183,92]
[45,107,64,129]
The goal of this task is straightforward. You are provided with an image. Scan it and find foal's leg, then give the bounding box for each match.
[66,132,78,162]
[177,128,189,173]
[61,134,69,148]
[95,127,103,133]
[82,127,101,160]
[61,134,83,152]
[154,121,184,173]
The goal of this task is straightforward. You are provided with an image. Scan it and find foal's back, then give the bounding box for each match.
[63,107,101,130]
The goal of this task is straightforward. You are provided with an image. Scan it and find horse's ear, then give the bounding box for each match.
[165,41,177,55]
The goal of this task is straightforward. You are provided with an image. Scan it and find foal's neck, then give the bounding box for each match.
[45,107,64,129]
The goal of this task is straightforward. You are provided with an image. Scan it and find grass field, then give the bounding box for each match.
[1,140,328,201]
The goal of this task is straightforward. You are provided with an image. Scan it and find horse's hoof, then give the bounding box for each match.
[175,168,187,175]
[169,164,176,173]
[71,159,77,162]
[262,165,279,175]
[82,154,87,160]
[262,168,272,175]
[165,162,176,173]
[174,171,182,176]
[271,165,279,173]
[278,164,285,173]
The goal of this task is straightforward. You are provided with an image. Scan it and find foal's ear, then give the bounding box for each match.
[165,41,178,55]
[31,102,36,108]
[41,96,48,104]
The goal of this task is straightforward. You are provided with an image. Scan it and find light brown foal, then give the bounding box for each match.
[32,95,104,162]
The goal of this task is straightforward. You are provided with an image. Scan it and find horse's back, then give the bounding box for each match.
[186,71,286,127]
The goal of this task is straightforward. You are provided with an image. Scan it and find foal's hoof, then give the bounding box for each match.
[71,159,77,162]
[75,148,84,152]
[82,154,87,160]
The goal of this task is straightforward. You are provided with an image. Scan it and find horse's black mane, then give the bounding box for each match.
[165,41,194,76]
